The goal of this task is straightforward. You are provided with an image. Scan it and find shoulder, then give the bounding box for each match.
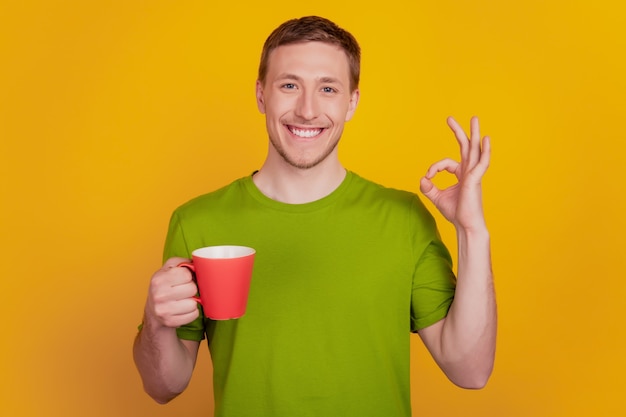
[348,172,423,208]
[348,172,437,230]
[173,176,250,218]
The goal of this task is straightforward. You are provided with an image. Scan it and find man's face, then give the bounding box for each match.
[256,42,359,170]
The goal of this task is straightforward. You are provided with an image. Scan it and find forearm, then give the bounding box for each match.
[133,318,196,404]
[439,227,497,387]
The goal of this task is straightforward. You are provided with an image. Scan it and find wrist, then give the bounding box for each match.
[455,226,491,255]
[141,308,170,334]
[455,223,489,239]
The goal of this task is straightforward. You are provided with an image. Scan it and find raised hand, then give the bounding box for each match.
[419,116,491,232]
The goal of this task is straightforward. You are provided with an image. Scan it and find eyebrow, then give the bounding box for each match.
[276,73,343,85]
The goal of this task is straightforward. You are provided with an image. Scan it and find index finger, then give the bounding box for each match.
[162,257,191,269]
[156,257,194,285]
[469,116,482,167]
[446,116,470,159]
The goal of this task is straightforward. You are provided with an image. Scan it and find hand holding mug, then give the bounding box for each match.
[144,257,200,328]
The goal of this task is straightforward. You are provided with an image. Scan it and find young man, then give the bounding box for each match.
[133,16,496,417]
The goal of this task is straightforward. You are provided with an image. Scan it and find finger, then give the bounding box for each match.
[169,281,199,300]
[468,116,481,167]
[170,298,200,315]
[150,279,198,305]
[424,158,460,180]
[473,135,491,176]
[162,257,191,269]
[154,296,199,315]
[161,309,200,328]
[153,299,200,328]
[419,176,439,202]
[153,264,194,288]
[172,309,200,326]
[447,116,470,161]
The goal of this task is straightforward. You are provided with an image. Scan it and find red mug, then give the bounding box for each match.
[178,245,256,320]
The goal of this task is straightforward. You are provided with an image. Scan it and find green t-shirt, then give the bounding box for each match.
[163,171,456,417]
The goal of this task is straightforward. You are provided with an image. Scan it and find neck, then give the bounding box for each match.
[253,157,347,204]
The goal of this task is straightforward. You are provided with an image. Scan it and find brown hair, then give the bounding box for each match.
[258,16,361,92]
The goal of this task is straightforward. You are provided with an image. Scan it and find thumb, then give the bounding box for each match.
[419,176,438,202]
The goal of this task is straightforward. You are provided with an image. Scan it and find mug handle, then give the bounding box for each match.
[177,262,202,305]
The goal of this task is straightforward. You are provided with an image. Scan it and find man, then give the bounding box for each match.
[133,15,496,417]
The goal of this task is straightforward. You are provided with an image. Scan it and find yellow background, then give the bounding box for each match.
[1,1,625,416]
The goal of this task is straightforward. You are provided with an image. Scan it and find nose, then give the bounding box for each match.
[294,89,319,121]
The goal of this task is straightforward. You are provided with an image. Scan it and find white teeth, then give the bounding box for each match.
[290,127,322,138]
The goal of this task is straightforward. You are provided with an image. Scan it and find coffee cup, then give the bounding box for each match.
[178,245,256,320]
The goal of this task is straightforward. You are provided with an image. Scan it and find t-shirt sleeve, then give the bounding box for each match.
[408,196,457,332]
[163,210,206,341]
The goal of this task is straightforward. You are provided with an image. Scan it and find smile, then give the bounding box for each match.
[287,126,324,138]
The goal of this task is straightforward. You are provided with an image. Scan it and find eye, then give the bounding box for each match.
[322,86,336,93]
[282,83,297,90]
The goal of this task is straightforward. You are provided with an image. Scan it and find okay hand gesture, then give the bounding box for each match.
[419,116,491,232]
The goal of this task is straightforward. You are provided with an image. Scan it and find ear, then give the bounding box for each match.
[256,80,266,114]
[345,89,360,122]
